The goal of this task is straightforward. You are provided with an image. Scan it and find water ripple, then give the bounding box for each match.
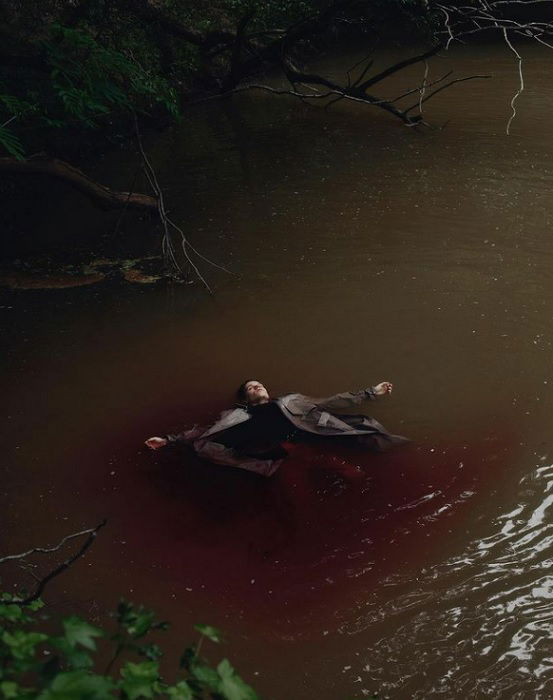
[336,463,553,698]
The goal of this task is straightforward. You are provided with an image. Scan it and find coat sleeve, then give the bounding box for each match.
[314,388,376,412]
[165,425,204,445]
[193,439,282,477]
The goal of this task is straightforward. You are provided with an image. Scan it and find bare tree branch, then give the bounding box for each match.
[1,520,107,606]
[404,74,492,113]
[418,60,431,114]
[133,116,232,291]
[502,27,524,135]
[355,43,444,92]
[435,1,553,133]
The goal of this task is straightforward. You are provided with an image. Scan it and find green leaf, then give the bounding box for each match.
[0,94,38,117]
[0,604,24,621]
[2,630,48,661]
[216,659,259,700]
[117,601,158,639]
[194,624,223,643]
[119,661,160,700]
[29,600,45,612]
[190,664,219,692]
[42,117,65,128]
[63,617,103,651]
[0,125,25,160]
[166,681,194,700]
[52,637,93,670]
[37,670,115,699]
[138,644,163,661]
[0,681,19,699]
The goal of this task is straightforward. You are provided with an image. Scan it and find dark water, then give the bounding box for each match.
[2,43,553,698]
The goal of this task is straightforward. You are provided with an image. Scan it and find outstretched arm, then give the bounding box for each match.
[145,425,203,449]
[315,382,393,411]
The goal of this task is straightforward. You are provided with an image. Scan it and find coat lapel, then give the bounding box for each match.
[201,407,250,439]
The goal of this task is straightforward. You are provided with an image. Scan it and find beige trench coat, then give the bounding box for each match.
[167,388,408,477]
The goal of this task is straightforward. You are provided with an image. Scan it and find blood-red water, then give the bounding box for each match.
[70,397,515,640]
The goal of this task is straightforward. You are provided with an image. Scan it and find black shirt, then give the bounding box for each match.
[215,401,297,457]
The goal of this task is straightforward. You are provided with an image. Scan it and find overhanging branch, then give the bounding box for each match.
[0,155,158,211]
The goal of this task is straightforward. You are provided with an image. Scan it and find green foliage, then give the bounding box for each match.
[0,595,260,699]
[0,22,179,159]
[37,670,116,699]
[44,24,179,126]
[62,616,103,651]
[0,94,38,160]
[120,661,162,699]
[117,600,161,639]
[216,659,258,700]
[0,1,439,159]
[0,123,25,160]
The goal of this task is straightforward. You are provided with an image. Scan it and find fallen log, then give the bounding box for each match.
[0,154,157,211]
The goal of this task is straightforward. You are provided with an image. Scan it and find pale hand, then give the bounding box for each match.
[145,437,167,449]
[373,381,393,396]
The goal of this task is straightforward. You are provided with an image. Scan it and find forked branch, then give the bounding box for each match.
[1,520,107,605]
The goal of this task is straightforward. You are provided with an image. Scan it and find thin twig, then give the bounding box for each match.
[389,70,453,104]
[166,217,235,275]
[0,523,106,563]
[502,27,524,135]
[405,74,491,113]
[133,115,231,293]
[1,115,17,129]
[439,5,457,49]
[418,60,430,114]
[105,642,125,675]
[2,520,107,606]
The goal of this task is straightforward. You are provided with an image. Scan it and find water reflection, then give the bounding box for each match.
[335,462,553,698]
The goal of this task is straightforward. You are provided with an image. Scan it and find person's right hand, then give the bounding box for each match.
[145,437,167,449]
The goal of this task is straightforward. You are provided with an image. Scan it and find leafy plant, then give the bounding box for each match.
[0,22,180,159]
[44,24,180,126]
[0,593,259,699]
[0,123,25,160]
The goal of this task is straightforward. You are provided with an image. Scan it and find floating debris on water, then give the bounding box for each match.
[0,269,106,289]
[122,268,162,284]
[0,255,167,289]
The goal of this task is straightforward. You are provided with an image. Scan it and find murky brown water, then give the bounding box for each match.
[2,43,553,698]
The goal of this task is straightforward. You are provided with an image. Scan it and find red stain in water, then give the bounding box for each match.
[79,402,518,636]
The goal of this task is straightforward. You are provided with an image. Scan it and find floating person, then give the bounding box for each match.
[145,380,408,477]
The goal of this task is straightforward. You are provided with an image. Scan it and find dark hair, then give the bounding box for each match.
[236,379,259,403]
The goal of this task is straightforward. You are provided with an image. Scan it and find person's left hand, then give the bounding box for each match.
[373,381,393,396]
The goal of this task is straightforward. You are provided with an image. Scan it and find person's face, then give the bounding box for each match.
[244,380,270,404]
